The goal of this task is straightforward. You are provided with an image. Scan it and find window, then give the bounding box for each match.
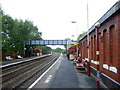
[109,25,115,65]
[103,29,107,63]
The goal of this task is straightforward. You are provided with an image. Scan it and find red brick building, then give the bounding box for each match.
[78,1,120,88]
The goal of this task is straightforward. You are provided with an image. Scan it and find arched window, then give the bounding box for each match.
[93,35,96,61]
[109,25,115,65]
[103,29,107,63]
[91,37,93,60]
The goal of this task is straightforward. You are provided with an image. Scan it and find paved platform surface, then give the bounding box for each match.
[49,54,98,88]
[49,54,80,88]
[30,54,102,89]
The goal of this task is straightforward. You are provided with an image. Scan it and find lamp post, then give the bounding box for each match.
[86,0,91,77]
[71,21,79,56]
[71,35,74,40]
[95,22,100,88]
[71,21,77,40]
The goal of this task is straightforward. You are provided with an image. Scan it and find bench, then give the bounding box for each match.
[76,59,86,70]
[73,57,82,65]
[73,59,78,65]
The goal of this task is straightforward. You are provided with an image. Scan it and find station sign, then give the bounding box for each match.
[71,43,79,45]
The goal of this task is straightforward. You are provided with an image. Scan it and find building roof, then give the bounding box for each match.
[79,1,120,41]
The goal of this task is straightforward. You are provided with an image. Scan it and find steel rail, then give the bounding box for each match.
[1,53,60,89]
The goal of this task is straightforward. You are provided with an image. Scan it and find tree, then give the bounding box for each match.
[2,9,54,55]
[2,11,42,54]
[77,31,86,41]
[53,47,64,53]
[36,45,52,53]
[0,8,3,56]
[2,15,15,54]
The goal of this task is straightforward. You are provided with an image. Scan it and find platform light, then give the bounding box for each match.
[71,21,76,23]
[95,22,100,28]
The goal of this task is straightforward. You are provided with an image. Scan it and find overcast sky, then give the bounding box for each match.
[0,0,118,49]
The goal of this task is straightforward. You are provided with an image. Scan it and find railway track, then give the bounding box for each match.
[1,52,60,89]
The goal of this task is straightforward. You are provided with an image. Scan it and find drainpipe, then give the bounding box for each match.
[87,32,90,77]
[95,22,100,88]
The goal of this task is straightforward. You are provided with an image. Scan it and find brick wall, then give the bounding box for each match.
[79,8,120,85]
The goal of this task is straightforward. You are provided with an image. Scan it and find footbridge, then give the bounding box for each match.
[25,40,67,45]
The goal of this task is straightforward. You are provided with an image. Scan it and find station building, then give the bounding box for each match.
[78,1,120,88]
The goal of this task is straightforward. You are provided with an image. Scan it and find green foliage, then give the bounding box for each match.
[36,45,52,53]
[52,47,64,53]
[77,31,86,41]
[0,8,2,56]
[2,11,42,54]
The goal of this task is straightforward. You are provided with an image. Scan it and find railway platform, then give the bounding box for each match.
[1,54,52,68]
[29,54,103,89]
